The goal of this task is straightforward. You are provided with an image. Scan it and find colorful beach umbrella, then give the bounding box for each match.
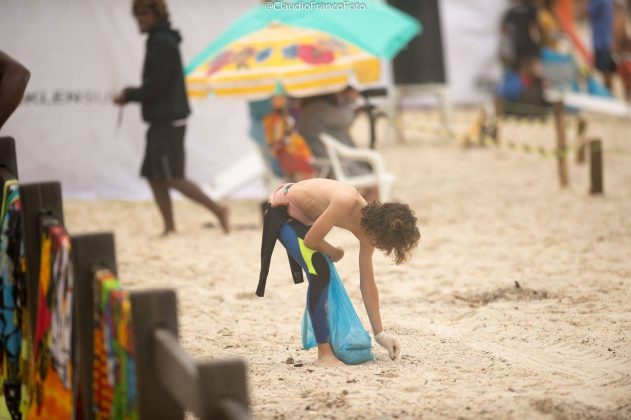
[185,0,422,99]
[186,23,382,100]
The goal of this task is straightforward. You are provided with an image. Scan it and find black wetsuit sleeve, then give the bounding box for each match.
[257,204,305,297]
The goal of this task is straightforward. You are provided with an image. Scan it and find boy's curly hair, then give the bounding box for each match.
[360,202,420,265]
[132,0,169,20]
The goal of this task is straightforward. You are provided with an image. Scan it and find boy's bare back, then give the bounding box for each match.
[286,179,366,232]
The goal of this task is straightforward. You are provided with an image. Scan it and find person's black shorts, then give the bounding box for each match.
[141,122,186,180]
[594,48,616,73]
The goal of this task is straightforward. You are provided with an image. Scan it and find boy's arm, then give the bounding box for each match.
[303,197,351,261]
[358,240,383,335]
[359,237,401,360]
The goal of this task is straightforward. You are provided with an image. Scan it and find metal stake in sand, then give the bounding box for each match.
[575,117,587,164]
[553,101,569,188]
[492,96,503,143]
[589,138,604,194]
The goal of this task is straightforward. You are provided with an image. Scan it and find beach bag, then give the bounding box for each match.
[301,258,373,365]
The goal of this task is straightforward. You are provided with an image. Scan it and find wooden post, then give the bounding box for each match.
[71,233,118,420]
[589,138,604,194]
[130,289,183,420]
[130,290,251,420]
[575,117,587,164]
[0,137,18,199]
[152,330,250,420]
[553,101,569,188]
[0,136,19,180]
[493,96,503,144]
[197,359,250,419]
[19,182,64,337]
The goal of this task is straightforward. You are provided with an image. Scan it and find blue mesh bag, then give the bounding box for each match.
[301,258,374,365]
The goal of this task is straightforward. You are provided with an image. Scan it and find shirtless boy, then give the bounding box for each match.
[258,178,420,366]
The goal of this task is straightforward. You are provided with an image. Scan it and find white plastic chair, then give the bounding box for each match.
[319,133,395,202]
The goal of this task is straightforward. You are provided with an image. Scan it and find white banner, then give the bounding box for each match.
[1,0,506,199]
[441,0,507,104]
[1,0,263,199]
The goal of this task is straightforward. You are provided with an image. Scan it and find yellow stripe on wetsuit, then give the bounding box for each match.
[298,238,318,275]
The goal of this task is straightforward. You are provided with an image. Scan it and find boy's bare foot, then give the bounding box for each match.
[316,354,345,367]
[218,206,230,234]
[316,343,344,367]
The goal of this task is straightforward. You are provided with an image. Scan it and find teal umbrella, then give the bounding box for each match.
[185,0,422,75]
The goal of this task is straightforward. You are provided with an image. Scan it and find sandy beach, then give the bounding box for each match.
[63,109,631,419]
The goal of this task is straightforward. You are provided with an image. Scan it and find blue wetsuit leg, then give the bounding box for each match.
[278,222,330,344]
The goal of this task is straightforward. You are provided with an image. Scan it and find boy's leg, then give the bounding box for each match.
[148,180,175,235]
[305,252,330,344]
[278,222,343,366]
[168,178,230,233]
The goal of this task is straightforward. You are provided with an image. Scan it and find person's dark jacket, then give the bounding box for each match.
[502,1,540,61]
[125,20,191,122]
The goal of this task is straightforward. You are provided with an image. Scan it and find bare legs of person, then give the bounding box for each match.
[169,178,230,233]
[279,223,344,367]
[317,342,345,367]
[149,180,175,235]
[148,178,230,235]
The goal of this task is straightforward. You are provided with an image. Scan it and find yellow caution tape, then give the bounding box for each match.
[398,118,586,160]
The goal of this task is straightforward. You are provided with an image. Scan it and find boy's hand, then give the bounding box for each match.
[329,246,344,262]
[375,331,401,360]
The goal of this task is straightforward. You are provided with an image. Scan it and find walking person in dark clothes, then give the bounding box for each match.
[501,0,542,71]
[113,0,229,235]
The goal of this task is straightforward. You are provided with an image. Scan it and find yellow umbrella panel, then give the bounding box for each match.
[186,24,381,100]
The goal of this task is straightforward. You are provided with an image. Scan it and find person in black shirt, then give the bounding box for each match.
[501,0,542,71]
[114,0,229,235]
